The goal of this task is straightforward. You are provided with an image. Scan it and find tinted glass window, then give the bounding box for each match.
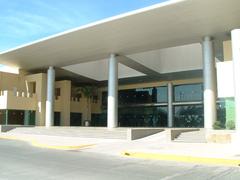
[119,106,168,127]
[0,110,7,124]
[174,84,203,102]
[216,98,235,129]
[102,91,107,107]
[156,86,168,103]
[102,86,167,107]
[174,105,203,127]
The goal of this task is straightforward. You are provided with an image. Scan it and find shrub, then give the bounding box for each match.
[226,120,235,130]
[213,121,225,130]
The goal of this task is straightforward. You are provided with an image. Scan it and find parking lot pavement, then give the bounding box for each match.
[0,139,240,180]
[1,132,240,168]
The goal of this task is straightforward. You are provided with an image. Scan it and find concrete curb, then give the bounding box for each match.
[122,151,240,167]
[0,136,95,150]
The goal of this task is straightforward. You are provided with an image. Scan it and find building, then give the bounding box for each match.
[0,0,239,133]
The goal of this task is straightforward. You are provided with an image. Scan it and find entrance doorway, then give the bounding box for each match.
[54,112,61,126]
[8,110,24,125]
[70,113,82,126]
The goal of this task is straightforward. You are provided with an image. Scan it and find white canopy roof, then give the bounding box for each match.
[0,0,239,70]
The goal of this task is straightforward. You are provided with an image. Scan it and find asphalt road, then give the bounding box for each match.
[0,139,240,180]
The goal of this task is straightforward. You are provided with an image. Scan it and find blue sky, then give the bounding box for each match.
[0,0,167,52]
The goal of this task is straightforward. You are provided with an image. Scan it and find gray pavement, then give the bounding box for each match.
[2,132,240,160]
[0,139,240,180]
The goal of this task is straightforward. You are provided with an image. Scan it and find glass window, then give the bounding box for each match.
[119,106,168,127]
[134,88,152,104]
[156,86,168,103]
[54,112,61,126]
[216,98,235,129]
[24,110,36,125]
[102,91,107,107]
[217,100,226,129]
[92,111,107,127]
[55,88,61,97]
[174,105,204,127]
[118,88,153,105]
[91,113,107,127]
[102,86,168,107]
[174,84,203,102]
[8,110,25,125]
[0,110,7,124]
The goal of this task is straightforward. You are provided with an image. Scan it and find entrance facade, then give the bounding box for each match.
[0,0,239,132]
[98,82,228,128]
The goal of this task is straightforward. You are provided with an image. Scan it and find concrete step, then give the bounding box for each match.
[173,140,206,143]
[7,127,128,139]
[173,130,207,143]
[177,136,205,139]
[175,138,206,140]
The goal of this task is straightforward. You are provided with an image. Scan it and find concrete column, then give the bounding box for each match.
[231,29,240,132]
[45,66,55,127]
[107,54,118,128]
[202,36,217,129]
[168,82,173,127]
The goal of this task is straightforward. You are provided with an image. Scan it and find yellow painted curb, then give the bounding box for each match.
[0,136,94,150]
[122,151,240,167]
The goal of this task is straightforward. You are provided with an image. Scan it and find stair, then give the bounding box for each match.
[6,127,128,139]
[173,130,207,143]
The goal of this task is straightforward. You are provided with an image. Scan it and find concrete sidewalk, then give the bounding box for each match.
[1,132,240,166]
[0,133,120,150]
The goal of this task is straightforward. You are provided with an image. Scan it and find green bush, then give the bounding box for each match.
[213,121,225,130]
[226,120,235,130]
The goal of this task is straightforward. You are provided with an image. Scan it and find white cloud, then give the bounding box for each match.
[0,0,90,51]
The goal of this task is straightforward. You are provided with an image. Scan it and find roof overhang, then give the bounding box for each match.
[0,0,240,70]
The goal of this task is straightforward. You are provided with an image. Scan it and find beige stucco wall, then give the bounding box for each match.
[25,73,47,126]
[7,91,37,110]
[55,80,71,126]
[0,71,94,125]
[70,86,101,121]
[71,98,88,119]
[54,99,61,112]
[223,40,232,61]
[0,71,27,92]
[55,81,97,124]
[0,71,37,111]
[91,89,102,114]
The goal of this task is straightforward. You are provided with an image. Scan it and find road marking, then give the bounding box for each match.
[122,151,240,167]
[0,136,95,150]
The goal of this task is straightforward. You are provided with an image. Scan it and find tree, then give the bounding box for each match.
[77,86,96,121]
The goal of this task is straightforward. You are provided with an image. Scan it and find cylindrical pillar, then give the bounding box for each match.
[231,29,240,132]
[202,36,217,129]
[45,66,55,127]
[107,54,118,129]
[168,82,173,128]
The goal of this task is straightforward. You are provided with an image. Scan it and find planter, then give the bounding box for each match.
[84,120,90,127]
